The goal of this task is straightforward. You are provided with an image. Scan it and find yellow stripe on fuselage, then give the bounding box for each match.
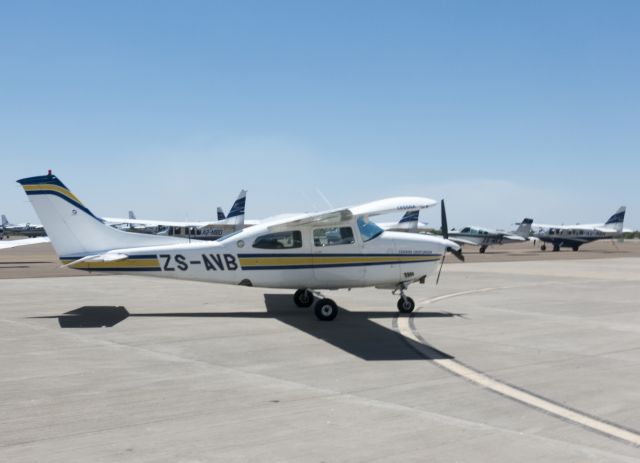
[239,255,440,267]
[23,184,83,204]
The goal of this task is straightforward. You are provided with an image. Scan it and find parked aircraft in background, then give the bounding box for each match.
[1,214,46,238]
[17,172,463,321]
[378,210,431,233]
[103,190,249,240]
[448,219,533,253]
[532,207,629,252]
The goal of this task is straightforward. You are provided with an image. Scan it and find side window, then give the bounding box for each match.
[313,227,355,247]
[253,231,302,249]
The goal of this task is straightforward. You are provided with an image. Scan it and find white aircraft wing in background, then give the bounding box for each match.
[0,237,50,250]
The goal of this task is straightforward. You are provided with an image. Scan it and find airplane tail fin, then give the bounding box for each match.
[217,207,226,221]
[604,206,626,233]
[226,190,247,231]
[128,210,136,220]
[17,173,184,258]
[398,210,419,231]
[1,214,8,227]
[513,218,533,238]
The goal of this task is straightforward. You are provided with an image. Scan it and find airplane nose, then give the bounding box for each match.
[443,238,461,252]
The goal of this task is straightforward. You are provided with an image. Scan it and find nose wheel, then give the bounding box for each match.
[397,296,415,313]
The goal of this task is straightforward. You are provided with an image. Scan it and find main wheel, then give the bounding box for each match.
[541,244,546,251]
[397,296,415,313]
[553,244,560,252]
[479,246,487,254]
[314,298,338,321]
[293,289,314,308]
[572,245,579,252]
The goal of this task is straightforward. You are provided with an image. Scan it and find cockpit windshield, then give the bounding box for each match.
[357,216,383,242]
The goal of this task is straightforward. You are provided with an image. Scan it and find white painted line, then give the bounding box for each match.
[399,288,640,447]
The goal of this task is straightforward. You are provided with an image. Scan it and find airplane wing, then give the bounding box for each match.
[449,237,479,246]
[102,217,211,227]
[267,197,437,230]
[500,233,526,242]
[0,237,50,250]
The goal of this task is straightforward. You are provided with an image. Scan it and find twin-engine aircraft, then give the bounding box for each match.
[18,172,463,321]
[447,219,533,253]
[532,207,629,251]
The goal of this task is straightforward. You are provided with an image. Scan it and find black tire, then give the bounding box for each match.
[572,246,579,252]
[553,244,560,252]
[314,298,338,321]
[541,244,546,251]
[479,246,486,254]
[397,296,415,313]
[293,289,314,308]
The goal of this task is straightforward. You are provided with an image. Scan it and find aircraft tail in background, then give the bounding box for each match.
[513,218,533,238]
[604,206,626,233]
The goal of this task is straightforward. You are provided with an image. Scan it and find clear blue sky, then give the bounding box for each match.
[1,0,638,229]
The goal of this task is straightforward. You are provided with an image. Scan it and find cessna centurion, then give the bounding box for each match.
[18,172,463,321]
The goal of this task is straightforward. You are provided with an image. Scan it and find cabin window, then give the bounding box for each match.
[253,231,302,249]
[313,226,355,246]
[357,217,383,242]
[461,227,471,233]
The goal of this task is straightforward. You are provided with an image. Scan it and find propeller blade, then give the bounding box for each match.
[440,199,448,239]
[449,247,465,262]
[436,254,445,285]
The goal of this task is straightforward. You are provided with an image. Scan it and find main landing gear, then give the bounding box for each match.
[293,289,339,321]
[293,289,314,308]
[479,246,487,254]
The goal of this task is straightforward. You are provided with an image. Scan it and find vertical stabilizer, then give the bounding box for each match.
[397,210,419,231]
[226,190,247,231]
[605,206,626,233]
[217,207,226,221]
[513,218,533,238]
[1,215,8,227]
[17,173,185,257]
[128,210,137,220]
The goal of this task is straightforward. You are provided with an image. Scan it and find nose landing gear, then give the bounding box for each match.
[393,285,416,313]
[397,296,415,313]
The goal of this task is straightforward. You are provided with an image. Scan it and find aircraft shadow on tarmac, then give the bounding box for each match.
[31,295,461,360]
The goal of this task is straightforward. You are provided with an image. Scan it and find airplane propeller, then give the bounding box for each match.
[436,199,464,285]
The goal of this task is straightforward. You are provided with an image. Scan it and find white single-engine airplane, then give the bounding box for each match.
[18,172,463,321]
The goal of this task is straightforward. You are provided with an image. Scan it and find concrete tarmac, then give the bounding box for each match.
[1,244,639,461]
